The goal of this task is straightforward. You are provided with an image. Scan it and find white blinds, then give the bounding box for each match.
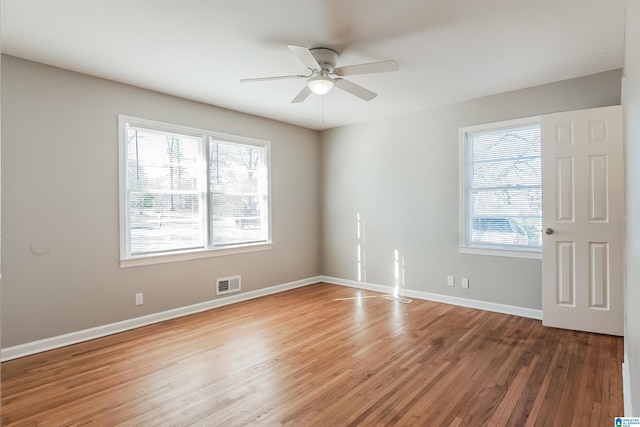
[466,123,542,249]
[123,120,270,259]
[209,140,269,246]
[126,126,204,255]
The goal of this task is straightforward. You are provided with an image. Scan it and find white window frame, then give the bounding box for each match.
[118,115,272,267]
[459,116,542,259]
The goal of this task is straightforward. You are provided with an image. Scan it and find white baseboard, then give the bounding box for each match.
[320,276,543,320]
[0,275,543,361]
[624,355,634,416]
[0,276,322,362]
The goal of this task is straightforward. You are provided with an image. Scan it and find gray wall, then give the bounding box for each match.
[1,56,322,347]
[321,70,622,310]
[625,0,640,415]
[0,54,626,356]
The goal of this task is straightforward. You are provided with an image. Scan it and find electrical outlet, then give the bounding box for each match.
[447,275,455,287]
[461,278,469,289]
[135,293,143,305]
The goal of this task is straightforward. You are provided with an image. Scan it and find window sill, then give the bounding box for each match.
[460,246,541,260]
[120,242,273,268]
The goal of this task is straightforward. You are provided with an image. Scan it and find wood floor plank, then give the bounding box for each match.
[1,283,624,425]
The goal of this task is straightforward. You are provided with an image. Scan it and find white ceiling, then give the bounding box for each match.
[1,0,626,130]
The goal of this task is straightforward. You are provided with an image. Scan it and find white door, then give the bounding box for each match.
[541,105,623,336]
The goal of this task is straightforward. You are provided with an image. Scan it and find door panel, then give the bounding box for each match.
[541,105,623,336]
[556,157,575,221]
[556,241,575,306]
[588,242,609,309]
[589,155,608,221]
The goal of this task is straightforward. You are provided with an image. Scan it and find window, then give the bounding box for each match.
[460,117,542,258]
[119,116,271,267]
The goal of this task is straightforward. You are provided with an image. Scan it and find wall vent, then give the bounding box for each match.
[216,275,241,295]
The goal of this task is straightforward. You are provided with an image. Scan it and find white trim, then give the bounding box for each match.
[120,242,273,268]
[118,115,129,261]
[460,246,541,259]
[119,115,271,147]
[321,276,543,320]
[0,276,321,362]
[623,355,634,417]
[460,115,542,134]
[323,276,393,295]
[118,115,273,267]
[459,115,542,259]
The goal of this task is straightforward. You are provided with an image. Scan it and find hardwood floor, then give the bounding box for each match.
[1,283,623,426]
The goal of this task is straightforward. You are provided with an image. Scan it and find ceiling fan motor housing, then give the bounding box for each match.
[310,48,338,72]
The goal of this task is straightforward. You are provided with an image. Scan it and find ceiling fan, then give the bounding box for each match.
[241,45,399,103]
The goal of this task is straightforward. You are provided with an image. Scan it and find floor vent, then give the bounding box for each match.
[216,275,241,295]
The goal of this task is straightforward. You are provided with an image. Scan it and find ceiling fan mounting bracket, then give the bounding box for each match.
[309,48,338,72]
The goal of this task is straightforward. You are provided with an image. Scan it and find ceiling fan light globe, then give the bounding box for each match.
[307,76,334,95]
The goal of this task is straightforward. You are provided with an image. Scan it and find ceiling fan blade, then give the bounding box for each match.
[333,60,399,77]
[291,86,312,104]
[334,78,377,101]
[288,45,321,70]
[241,74,307,83]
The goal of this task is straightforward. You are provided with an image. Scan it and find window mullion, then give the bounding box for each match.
[468,184,541,192]
[203,135,212,249]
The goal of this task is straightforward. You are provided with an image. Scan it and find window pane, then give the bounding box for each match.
[130,192,203,254]
[466,123,542,250]
[471,158,541,188]
[126,127,203,255]
[209,140,268,246]
[469,188,542,248]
